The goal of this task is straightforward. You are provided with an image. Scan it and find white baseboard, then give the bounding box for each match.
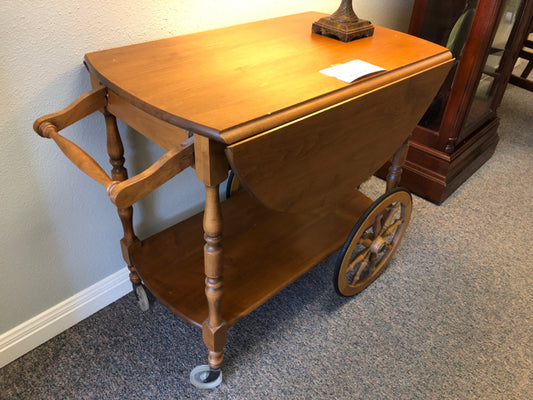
[0,267,131,368]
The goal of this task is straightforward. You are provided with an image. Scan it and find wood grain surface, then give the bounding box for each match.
[84,12,451,144]
[226,61,452,212]
[131,190,372,328]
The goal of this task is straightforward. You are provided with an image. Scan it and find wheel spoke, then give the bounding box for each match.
[370,253,379,269]
[382,217,404,238]
[380,202,401,235]
[347,247,370,273]
[373,213,383,237]
[350,256,370,285]
[360,231,374,246]
[359,237,373,247]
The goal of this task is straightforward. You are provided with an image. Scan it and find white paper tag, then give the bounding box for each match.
[320,60,386,83]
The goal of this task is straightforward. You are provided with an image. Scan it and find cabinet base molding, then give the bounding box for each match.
[377,118,500,204]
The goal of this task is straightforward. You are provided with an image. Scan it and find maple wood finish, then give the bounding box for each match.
[103,111,142,288]
[34,13,452,384]
[83,13,451,145]
[378,0,533,203]
[226,63,450,213]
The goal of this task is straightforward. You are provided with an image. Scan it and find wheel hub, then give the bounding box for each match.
[369,235,386,255]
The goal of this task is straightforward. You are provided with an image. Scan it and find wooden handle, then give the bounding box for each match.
[38,122,114,188]
[33,87,107,135]
[108,136,195,208]
[38,123,195,207]
[33,87,113,187]
[38,121,195,208]
[34,87,195,207]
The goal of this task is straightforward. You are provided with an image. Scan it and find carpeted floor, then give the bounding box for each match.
[1,84,531,399]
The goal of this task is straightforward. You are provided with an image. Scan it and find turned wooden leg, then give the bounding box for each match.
[191,134,228,388]
[104,113,141,285]
[202,184,227,370]
[386,139,409,192]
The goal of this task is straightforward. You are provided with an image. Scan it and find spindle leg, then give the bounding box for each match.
[202,185,227,368]
[191,135,228,388]
[104,113,143,292]
[386,139,409,192]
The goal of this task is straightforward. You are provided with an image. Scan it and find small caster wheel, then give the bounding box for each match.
[225,170,241,199]
[133,283,152,312]
[190,365,222,389]
[334,187,412,296]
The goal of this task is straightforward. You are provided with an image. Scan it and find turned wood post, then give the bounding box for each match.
[104,112,141,285]
[202,185,227,369]
[386,139,410,192]
[194,134,229,370]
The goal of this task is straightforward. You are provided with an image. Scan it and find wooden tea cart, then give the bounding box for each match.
[34,13,452,388]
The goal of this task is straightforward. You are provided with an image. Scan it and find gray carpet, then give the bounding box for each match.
[1,84,531,399]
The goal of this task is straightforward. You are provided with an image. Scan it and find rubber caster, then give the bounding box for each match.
[334,187,412,296]
[190,365,222,389]
[133,283,152,312]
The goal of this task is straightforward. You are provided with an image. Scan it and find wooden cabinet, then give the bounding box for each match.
[378,0,533,203]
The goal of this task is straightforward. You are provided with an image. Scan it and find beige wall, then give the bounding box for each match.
[0,0,413,337]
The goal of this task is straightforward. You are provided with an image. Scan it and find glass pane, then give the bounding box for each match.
[461,0,523,137]
[417,0,478,131]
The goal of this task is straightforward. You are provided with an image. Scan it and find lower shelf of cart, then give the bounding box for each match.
[131,190,372,328]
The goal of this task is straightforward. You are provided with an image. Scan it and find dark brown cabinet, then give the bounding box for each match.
[378,0,533,203]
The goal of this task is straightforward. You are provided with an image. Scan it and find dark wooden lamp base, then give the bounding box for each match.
[312,0,374,42]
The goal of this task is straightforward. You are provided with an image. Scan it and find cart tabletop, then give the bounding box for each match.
[84,12,451,144]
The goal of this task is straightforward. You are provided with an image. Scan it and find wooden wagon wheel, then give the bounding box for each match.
[334,187,412,297]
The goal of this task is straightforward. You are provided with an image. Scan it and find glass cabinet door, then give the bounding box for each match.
[459,0,525,142]
[417,0,478,131]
